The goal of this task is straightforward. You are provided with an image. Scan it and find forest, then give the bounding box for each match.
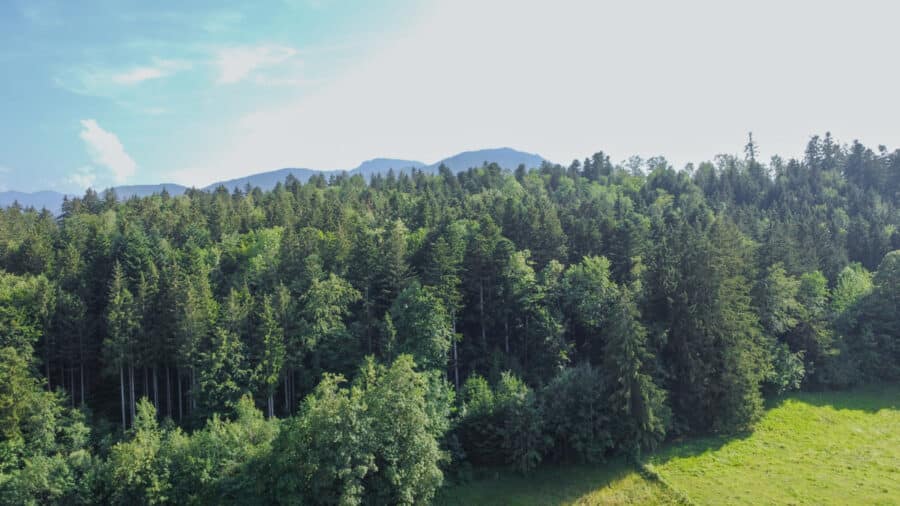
[0,134,898,505]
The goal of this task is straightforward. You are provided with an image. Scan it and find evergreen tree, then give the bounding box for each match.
[105,262,139,431]
[602,287,670,453]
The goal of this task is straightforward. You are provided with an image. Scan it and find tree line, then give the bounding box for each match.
[0,133,898,504]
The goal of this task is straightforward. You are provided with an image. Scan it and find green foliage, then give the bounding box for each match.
[456,372,545,473]
[197,327,249,418]
[0,346,35,446]
[541,364,611,463]
[2,137,900,502]
[166,396,277,505]
[0,271,52,353]
[602,288,670,454]
[104,399,170,505]
[269,355,450,505]
[389,282,453,369]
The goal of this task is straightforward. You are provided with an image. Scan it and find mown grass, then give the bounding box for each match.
[648,384,900,505]
[435,460,679,505]
[438,384,899,505]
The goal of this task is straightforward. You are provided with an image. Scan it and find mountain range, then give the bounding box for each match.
[0,148,545,214]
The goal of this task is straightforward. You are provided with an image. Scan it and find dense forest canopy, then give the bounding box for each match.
[1,134,899,504]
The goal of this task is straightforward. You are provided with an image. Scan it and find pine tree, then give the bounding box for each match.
[425,224,465,388]
[603,286,670,453]
[256,294,285,418]
[105,262,138,431]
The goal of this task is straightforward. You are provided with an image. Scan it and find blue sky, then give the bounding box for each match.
[2,0,899,192]
[0,0,424,191]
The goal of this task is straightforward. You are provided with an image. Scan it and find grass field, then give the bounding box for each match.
[435,460,679,505]
[438,384,899,505]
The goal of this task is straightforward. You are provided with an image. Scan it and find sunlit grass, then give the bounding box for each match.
[649,384,900,505]
[440,385,899,505]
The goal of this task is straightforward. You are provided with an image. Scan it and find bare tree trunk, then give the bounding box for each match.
[479,280,485,345]
[452,315,459,390]
[268,393,274,419]
[143,367,149,403]
[129,364,136,422]
[177,369,183,421]
[153,366,159,412]
[290,371,297,414]
[505,319,509,354]
[45,350,51,391]
[79,331,85,405]
[120,366,126,431]
[166,365,172,417]
[80,363,85,406]
[284,373,289,414]
[190,367,196,412]
[365,287,372,353]
[70,367,75,407]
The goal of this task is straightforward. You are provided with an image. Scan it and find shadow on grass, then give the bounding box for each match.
[647,382,900,466]
[775,382,900,413]
[435,459,639,506]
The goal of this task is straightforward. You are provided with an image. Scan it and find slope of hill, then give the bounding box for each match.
[0,191,70,214]
[425,147,545,173]
[114,184,189,199]
[1,148,547,211]
[204,148,545,191]
[349,157,426,178]
[203,167,324,191]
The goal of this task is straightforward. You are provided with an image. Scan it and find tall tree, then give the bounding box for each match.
[105,262,139,431]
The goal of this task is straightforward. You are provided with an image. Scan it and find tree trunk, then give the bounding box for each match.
[45,350,51,391]
[365,287,372,353]
[505,319,509,354]
[70,367,75,407]
[153,366,159,412]
[284,373,290,414]
[479,280,486,350]
[129,364,136,422]
[79,330,85,405]
[190,367,196,412]
[177,369,183,421]
[268,393,274,419]
[291,370,297,414]
[143,367,149,403]
[452,315,459,390]
[120,366,126,431]
[166,365,172,418]
[80,363,85,406]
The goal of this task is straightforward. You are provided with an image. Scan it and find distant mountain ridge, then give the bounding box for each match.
[0,148,546,213]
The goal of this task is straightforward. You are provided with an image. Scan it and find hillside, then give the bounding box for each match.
[0,147,544,211]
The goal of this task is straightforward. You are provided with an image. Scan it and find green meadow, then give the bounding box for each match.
[439,384,900,505]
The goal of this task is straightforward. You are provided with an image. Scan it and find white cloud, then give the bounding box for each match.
[188,0,899,183]
[79,119,137,183]
[111,58,190,84]
[215,45,298,84]
[67,166,97,190]
[112,67,165,84]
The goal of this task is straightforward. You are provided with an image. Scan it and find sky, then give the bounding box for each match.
[1,0,899,193]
